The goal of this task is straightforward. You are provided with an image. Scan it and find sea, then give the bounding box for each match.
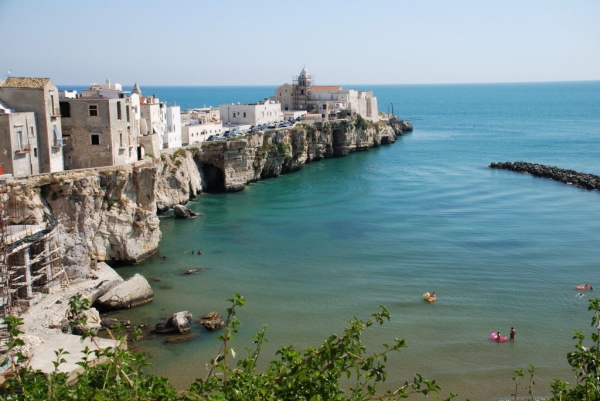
[70,81,600,400]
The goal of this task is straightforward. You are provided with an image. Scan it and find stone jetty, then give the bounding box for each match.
[489,161,600,191]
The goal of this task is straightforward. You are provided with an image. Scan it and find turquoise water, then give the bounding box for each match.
[110,81,600,400]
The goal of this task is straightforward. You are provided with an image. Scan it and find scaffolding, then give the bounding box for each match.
[0,183,66,324]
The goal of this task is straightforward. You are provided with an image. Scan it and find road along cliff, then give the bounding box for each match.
[3,119,407,277]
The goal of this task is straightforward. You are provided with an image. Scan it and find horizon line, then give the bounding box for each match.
[55,79,600,88]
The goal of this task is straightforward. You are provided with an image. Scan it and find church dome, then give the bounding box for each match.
[299,66,309,78]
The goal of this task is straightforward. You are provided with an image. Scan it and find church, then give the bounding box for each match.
[273,66,379,122]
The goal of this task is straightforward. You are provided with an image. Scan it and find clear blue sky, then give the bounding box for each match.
[1,0,598,86]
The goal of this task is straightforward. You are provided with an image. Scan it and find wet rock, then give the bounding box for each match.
[199,311,225,331]
[165,333,200,343]
[155,311,193,334]
[183,268,204,275]
[173,204,197,219]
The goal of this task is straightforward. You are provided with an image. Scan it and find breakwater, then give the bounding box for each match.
[489,161,600,191]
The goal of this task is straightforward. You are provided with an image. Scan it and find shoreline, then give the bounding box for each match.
[14,263,123,378]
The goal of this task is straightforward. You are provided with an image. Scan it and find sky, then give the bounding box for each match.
[1,0,599,86]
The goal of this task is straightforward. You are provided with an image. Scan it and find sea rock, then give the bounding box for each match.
[199,311,225,331]
[155,311,193,334]
[101,318,131,329]
[183,268,203,275]
[173,204,197,219]
[165,333,200,343]
[94,274,154,310]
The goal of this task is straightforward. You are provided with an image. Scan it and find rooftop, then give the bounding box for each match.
[2,77,52,90]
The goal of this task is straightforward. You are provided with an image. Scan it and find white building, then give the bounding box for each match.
[164,104,182,148]
[219,99,283,127]
[140,95,166,145]
[273,66,379,122]
[181,108,223,144]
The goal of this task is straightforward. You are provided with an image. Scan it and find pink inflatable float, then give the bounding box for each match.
[491,332,507,342]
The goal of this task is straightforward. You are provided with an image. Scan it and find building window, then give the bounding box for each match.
[243,112,246,117]
[33,148,37,157]
[117,101,122,120]
[91,134,100,145]
[60,101,71,117]
[16,130,23,150]
[119,132,123,147]
[89,105,98,117]
[126,105,130,122]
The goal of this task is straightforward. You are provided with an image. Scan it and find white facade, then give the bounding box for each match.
[164,104,182,148]
[182,121,223,145]
[219,99,283,127]
[140,95,166,147]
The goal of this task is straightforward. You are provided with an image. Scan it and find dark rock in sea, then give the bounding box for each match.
[489,161,600,191]
[173,204,197,219]
[101,317,131,329]
[199,311,225,331]
[155,311,193,334]
[165,333,200,343]
[183,268,204,275]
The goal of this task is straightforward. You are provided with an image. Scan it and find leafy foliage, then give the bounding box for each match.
[7,295,600,400]
[355,115,369,131]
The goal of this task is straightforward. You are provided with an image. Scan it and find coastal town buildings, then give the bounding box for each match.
[59,79,139,169]
[181,108,222,144]
[0,77,65,173]
[219,99,283,128]
[273,66,379,122]
[0,103,40,176]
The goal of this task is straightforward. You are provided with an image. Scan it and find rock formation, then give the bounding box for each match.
[489,161,600,191]
[155,311,193,334]
[94,274,154,310]
[199,311,225,331]
[4,120,405,278]
[173,204,197,218]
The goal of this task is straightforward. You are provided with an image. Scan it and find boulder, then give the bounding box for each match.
[72,307,103,335]
[199,311,225,331]
[155,311,193,334]
[94,274,154,310]
[173,204,197,219]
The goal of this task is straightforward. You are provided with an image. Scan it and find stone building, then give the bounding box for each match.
[0,77,65,173]
[273,66,379,122]
[0,101,40,176]
[59,79,139,169]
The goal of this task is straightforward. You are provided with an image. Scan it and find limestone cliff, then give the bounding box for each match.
[4,120,404,273]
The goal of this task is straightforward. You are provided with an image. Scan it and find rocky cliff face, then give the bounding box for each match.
[4,120,403,274]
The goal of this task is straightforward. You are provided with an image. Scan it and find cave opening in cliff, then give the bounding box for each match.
[200,163,225,193]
